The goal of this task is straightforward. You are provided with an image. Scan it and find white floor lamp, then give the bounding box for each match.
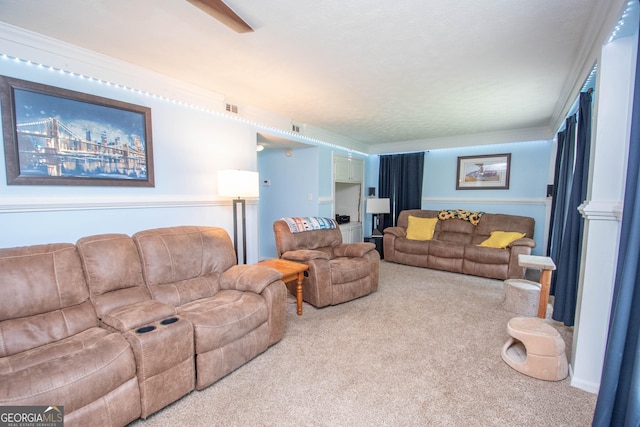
[218,169,259,264]
[366,198,390,236]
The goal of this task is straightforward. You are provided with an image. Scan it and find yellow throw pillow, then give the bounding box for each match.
[478,231,526,248]
[406,216,438,241]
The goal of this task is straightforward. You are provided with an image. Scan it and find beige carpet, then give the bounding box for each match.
[130,261,596,426]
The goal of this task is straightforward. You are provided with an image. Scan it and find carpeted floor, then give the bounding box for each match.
[130,261,597,426]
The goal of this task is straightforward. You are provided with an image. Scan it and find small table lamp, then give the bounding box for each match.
[218,170,259,264]
[366,198,390,236]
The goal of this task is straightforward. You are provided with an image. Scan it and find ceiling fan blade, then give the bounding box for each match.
[187,0,253,33]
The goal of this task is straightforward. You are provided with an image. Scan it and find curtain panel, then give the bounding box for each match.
[548,115,576,295]
[547,119,570,258]
[377,152,425,229]
[551,91,593,326]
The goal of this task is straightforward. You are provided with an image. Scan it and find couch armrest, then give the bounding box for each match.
[508,237,536,248]
[333,242,376,258]
[101,300,177,332]
[281,249,331,262]
[220,264,284,294]
[507,240,536,279]
[384,226,406,238]
[260,280,287,346]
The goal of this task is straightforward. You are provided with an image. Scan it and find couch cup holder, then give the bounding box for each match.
[160,317,179,325]
[136,325,156,334]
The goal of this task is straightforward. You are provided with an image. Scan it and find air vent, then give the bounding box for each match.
[225,103,238,114]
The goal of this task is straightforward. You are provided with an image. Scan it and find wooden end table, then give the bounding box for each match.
[257,258,308,315]
[518,254,557,319]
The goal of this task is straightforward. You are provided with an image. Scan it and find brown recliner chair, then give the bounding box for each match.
[273,218,380,308]
[132,226,287,390]
[0,243,141,427]
[76,233,195,419]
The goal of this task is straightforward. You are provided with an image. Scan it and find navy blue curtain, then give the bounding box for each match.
[547,117,574,261]
[378,155,394,230]
[551,91,592,326]
[592,15,640,424]
[378,152,425,229]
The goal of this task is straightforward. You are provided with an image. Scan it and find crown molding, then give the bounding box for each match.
[0,22,227,110]
[549,0,629,134]
[0,22,366,153]
[369,127,552,154]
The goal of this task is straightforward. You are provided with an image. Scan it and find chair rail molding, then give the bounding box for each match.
[578,200,623,221]
[0,197,247,213]
[423,197,550,206]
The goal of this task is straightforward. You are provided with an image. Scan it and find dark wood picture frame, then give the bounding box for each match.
[456,153,511,190]
[1,75,154,186]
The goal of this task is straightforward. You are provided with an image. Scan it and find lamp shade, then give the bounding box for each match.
[366,198,390,214]
[218,170,259,198]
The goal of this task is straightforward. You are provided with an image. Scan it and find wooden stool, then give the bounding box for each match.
[503,279,541,317]
[501,317,568,381]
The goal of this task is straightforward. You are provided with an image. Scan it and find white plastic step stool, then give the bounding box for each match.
[503,279,541,317]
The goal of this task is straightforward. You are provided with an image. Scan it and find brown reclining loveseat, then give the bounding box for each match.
[384,209,536,280]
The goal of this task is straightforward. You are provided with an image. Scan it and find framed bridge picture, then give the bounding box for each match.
[456,153,511,190]
[0,76,154,186]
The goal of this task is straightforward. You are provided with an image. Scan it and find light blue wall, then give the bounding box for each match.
[318,146,334,218]
[258,145,370,258]
[258,146,319,259]
[318,146,334,199]
[364,155,381,233]
[0,52,261,258]
[1,46,551,259]
[424,141,551,199]
[423,141,551,254]
[364,140,552,255]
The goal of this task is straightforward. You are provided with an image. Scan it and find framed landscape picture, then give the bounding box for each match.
[456,153,511,190]
[1,76,154,186]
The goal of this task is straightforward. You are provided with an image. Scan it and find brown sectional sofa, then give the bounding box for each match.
[384,210,536,280]
[0,226,287,427]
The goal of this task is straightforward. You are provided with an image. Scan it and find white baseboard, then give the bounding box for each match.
[570,366,600,394]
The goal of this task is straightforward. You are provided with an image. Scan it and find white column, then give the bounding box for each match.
[571,33,637,393]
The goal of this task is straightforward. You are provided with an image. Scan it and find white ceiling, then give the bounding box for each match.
[0,0,622,150]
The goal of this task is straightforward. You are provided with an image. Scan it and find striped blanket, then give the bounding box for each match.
[281,217,338,233]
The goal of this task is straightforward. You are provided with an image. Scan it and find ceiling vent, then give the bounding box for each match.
[225,103,239,114]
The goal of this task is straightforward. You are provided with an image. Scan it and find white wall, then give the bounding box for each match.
[571,29,637,393]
